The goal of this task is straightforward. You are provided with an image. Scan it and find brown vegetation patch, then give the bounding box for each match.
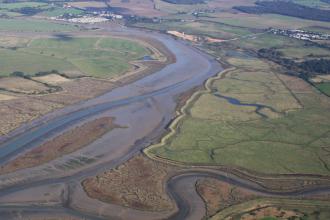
[0,97,62,136]
[196,178,258,217]
[0,93,16,101]
[36,78,116,105]
[82,154,176,211]
[32,74,71,85]
[241,206,302,220]
[0,117,118,174]
[0,77,49,94]
[278,72,318,94]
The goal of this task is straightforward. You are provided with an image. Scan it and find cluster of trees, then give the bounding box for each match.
[11,7,45,15]
[234,1,330,22]
[258,48,330,80]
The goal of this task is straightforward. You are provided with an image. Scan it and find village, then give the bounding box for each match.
[270,28,330,41]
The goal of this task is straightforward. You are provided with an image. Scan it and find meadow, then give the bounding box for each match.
[211,198,330,220]
[0,18,77,32]
[0,36,150,79]
[316,82,330,96]
[147,47,330,175]
[139,0,330,175]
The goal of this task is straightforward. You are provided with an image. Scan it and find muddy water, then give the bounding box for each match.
[0,27,220,161]
[1,25,329,220]
[0,25,222,219]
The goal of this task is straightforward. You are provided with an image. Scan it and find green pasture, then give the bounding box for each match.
[0,36,150,78]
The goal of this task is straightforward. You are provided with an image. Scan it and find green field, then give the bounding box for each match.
[0,18,77,32]
[0,36,150,78]
[133,19,254,40]
[40,7,85,17]
[0,2,48,10]
[316,82,330,96]
[293,0,330,9]
[139,4,330,176]
[211,198,330,220]
[147,53,330,175]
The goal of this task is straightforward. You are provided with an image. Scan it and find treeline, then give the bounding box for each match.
[321,0,330,4]
[258,48,330,79]
[11,7,45,15]
[234,1,330,22]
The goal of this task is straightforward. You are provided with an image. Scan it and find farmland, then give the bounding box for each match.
[0,36,150,78]
[0,18,76,31]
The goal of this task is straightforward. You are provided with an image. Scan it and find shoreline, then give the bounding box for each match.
[0,26,175,143]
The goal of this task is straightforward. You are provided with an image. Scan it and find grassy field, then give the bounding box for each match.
[0,18,77,32]
[211,198,330,220]
[316,82,330,96]
[147,52,330,175]
[0,2,48,10]
[0,36,150,78]
[40,7,85,17]
[0,1,88,18]
[278,46,330,60]
[293,0,330,9]
[139,4,330,175]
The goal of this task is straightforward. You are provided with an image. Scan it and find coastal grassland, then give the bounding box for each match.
[0,2,48,10]
[304,26,330,34]
[293,0,330,9]
[210,197,330,220]
[132,19,254,40]
[0,48,75,77]
[146,55,330,175]
[0,2,50,17]
[137,1,330,174]
[315,82,330,96]
[198,12,330,30]
[40,7,84,17]
[0,77,50,94]
[154,0,207,14]
[236,33,305,50]
[132,0,330,32]
[0,36,30,47]
[0,18,77,32]
[197,177,330,220]
[0,36,150,78]
[278,46,330,60]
